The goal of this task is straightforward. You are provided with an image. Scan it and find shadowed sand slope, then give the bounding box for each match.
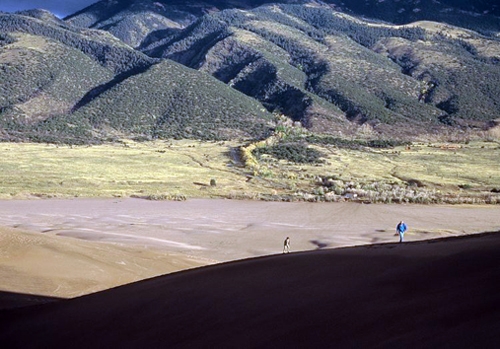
[0,291,60,311]
[2,232,500,348]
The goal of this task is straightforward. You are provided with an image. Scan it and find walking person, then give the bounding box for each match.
[396,221,407,243]
[283,237,290,254]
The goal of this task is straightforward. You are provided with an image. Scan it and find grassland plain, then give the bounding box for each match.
[1,139,499,203]
[0,140,275,199]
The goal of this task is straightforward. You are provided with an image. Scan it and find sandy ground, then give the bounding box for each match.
[1,198,499,299]
[2,232,500,348]
[0,225,206,300]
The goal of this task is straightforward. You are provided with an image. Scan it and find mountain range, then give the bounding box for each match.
[1,0,499,143]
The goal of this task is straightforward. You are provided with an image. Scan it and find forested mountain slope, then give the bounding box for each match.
[1,1,499,143]
[0,11,273,143]
[66,0,500,48]
[65,1,500,135]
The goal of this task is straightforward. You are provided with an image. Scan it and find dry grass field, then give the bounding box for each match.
[0,139,499,203]
[0,140,274,200]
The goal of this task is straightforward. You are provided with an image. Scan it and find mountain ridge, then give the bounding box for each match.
[1,1,500,143]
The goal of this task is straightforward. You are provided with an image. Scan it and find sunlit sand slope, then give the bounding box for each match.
[0,226,208,299]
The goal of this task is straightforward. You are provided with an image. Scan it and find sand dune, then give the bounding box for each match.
[0,199,499,300]
[0,226,208,299]
[1,232,500,348]
[1,199,499,259]
[1,199,499,347]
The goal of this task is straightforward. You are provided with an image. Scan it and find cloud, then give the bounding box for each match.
[0,0,99,17]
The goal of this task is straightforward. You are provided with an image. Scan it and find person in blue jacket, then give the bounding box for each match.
[396,221,407,243]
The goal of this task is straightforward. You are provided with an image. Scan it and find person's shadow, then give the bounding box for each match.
[310,240,329,250]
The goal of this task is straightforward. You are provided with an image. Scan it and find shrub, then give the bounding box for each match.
[253,143,325,164]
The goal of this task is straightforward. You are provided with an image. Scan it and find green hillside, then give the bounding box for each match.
[0,32,113,127]
[70,59,273,140]
[0,10,152,141]
[142,4,500,135]
[65,0,500,48]
[65,0,242,48]
[0,11,157,74]
[0,11,274,143]
[1,2,500,144]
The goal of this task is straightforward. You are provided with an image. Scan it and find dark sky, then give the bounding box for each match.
[0,0,99,17]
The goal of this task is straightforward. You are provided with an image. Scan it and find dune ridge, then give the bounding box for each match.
[2,231,500,348]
